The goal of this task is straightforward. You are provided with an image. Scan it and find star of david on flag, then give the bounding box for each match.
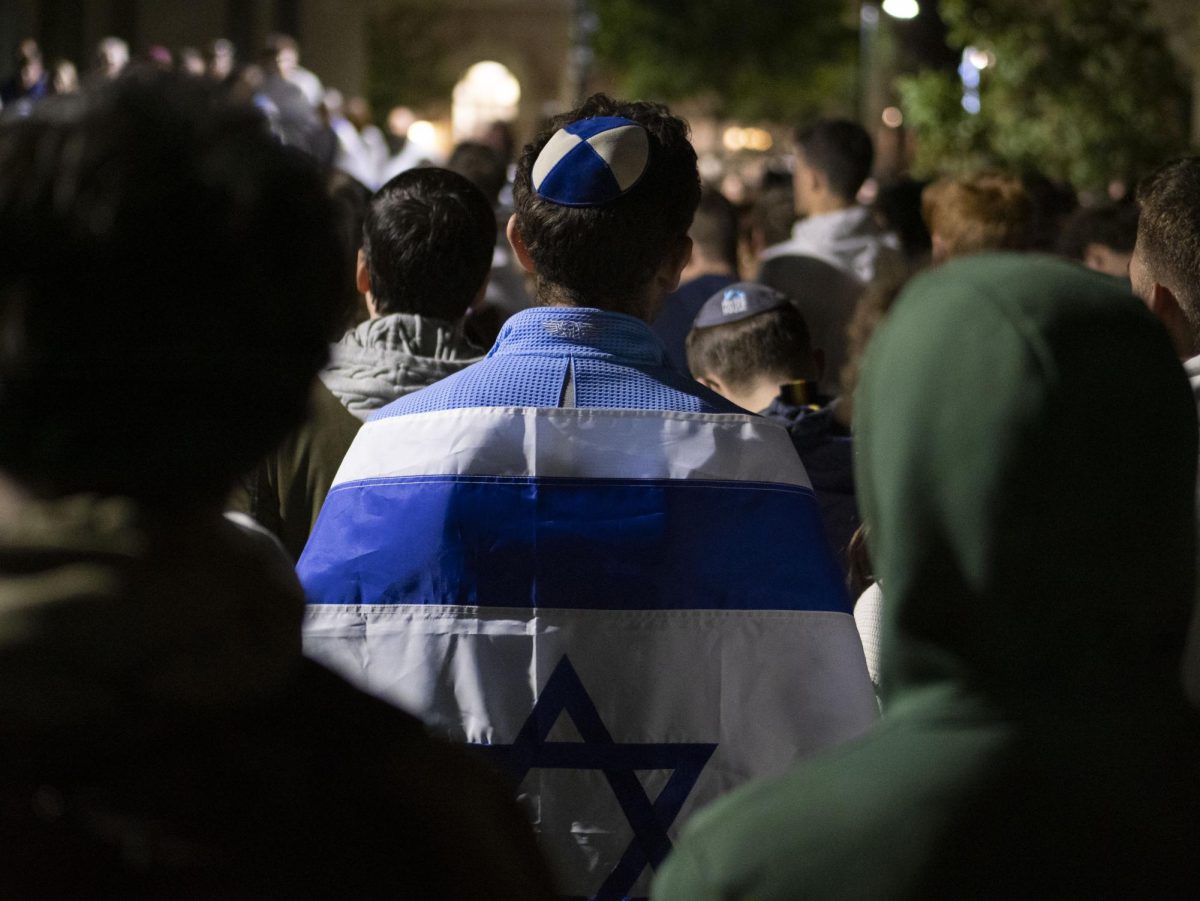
[478,655,716,901]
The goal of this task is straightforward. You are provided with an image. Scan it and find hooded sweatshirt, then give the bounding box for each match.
[759,206,902,285]
[653,254,1200,900]
[0,494,554,898]
[320,312,484,420]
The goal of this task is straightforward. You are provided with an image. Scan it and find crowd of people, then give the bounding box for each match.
[1,30,1199,900]
[0,33,453,189]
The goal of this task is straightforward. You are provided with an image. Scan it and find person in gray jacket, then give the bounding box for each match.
[321,167,492,419]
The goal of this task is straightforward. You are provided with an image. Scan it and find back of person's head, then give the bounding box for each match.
[686,289,816,391]
[448,141,507,205]
[857,254,1195,705]
[747,185,796,250]
[344,96,373,131]
[793,119,873,204]
[266,32,299,57]
[0,72,343,503]
[512,93,700,314]
[363,166,495,321]
[326,170,373,326]
[689,188,739,273]
[1133,157,1200,327]
[873,178,932,262]
[922,172,1033,263]
[1057,201,1139,278]
[1021,171,1078,252]
[480,120,516,167]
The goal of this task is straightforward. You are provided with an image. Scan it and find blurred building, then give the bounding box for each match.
[0,0,572,139]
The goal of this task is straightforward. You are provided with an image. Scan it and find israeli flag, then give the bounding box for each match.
[300,406,877,900]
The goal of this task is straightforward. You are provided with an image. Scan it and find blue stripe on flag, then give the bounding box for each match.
[299,475,849,612]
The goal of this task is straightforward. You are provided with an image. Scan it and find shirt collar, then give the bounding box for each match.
[488,306,667,366]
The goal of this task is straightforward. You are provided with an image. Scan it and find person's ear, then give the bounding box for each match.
[930,233,950,265]
[469,273,491,312]
[1145,282,1195,358]
[1084,245,1109,273]
[808,166,827,196]
[506,215,536,274]
[356,248,371,296]
[658,235,693,294]
[357,248,380,318]
[694,373,722,394]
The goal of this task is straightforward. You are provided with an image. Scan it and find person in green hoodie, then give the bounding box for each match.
[0,73,554,898]
[653,253,1200,900]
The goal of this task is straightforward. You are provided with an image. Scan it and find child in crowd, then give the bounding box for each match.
[686,282,858,573]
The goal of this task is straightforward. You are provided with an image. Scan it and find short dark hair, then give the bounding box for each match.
[1058,201,1139,261]
[266,33,299,54]
[873,178,932,260]
[748,186,797,249]
[0,72,344,502]
[794,119,873,202]
[362,167,496,320]
[512,94,700,314]
[448,141,507,205]
[690,188,739,272]
[1136,158,1200,321]
[686,303,815,390]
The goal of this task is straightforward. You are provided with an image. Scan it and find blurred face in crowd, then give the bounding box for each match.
[99,39,129,77]
[1084,243,1133,279]
[209,43,235,79]
[276,46,298,77]
[18,41,44,88]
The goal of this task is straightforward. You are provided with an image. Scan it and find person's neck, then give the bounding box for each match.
[678,253,736,285]
[804,194,854,217]
[536,284,657,323]
[727,378,788,415]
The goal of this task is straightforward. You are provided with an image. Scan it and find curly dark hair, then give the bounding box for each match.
[512,94,700,316]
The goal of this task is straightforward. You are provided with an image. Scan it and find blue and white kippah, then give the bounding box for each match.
[532,116,651,207]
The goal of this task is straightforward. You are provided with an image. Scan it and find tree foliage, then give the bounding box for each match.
[897,0,1191,190]
[590,0,857,120]
[365,1,459,115]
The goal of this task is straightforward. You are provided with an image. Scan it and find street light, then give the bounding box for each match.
[882,0,920,19]
[859,1,921,124]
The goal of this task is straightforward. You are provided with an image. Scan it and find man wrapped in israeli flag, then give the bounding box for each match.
[299,96,877,901]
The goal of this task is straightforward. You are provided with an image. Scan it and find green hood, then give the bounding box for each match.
[856,253,1197,709]
[652,254,1200,901]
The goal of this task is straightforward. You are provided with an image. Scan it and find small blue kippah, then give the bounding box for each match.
[532,116,651,207]
[693,282,792,329]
